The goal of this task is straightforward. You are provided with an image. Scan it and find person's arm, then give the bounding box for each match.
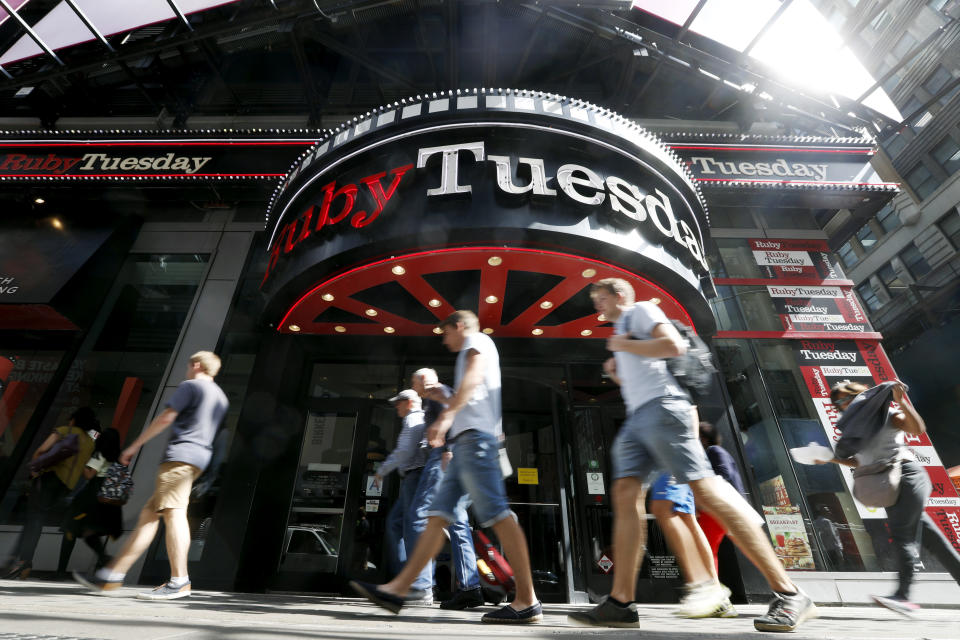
[602,357,621,386]
[890,381,925,436]
[606,321,687,359]
[427,349,485,447]
[815,456,859,468]
[30,432,60,460]
[119,408,178,465]
[376,416,423,485]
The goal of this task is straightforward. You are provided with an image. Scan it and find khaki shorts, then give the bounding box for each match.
[145,462,201,512]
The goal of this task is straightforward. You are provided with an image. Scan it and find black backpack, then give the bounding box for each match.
[665,319,717,402]
[624,305,717,402]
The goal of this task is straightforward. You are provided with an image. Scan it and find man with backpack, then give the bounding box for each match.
[568,279,817,633]
[74,351,228,601]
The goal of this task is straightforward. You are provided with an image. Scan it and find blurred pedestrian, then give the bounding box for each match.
[74,351,228,600]
[1,407,99,579]
[817,380,960,616]
[351,310,542,623]
[696,421,747,571]
[58,428,124,574]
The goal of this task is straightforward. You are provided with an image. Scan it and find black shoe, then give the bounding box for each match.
[440,587,485,610]
[481,601,542,624]
[568,597,639,628]
[349,580,404,614]
[1,560,30,580]
[753,590,818,632]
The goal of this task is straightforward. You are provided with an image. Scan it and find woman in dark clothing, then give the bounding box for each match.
[817,381,960,616]
[58,428,124,573]
[1,407,99,579]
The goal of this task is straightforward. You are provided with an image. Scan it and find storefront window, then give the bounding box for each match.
[709,285,746,332]
[0,253,209,527]
[728,286,783,331]
[709,207,756,229]
[713,238,765,278]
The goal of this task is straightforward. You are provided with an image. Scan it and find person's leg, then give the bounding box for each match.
[690,476,793,592]
[57,534,77,575]
[162,507,191,579]
[651,499,712,585]
[385,498,406,575]
[14,474,66,566]
[108,504,161,574]
[449,494,480,590]
[609,476,647,603]
[382,515,450,594]
[920,513,960,584]
[882,462,931,602]
[402,469,435,595]
[83,535,108,569]
[489,515,536,608]
[696,511,727,572]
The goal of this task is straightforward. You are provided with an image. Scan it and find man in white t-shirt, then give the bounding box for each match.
[351,310,542,624]
[568,278,817,633]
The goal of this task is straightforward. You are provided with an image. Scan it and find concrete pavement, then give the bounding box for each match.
[0,579,956,640]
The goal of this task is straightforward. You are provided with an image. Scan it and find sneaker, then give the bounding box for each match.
[676,581,733,619]
[568,597,640,628]
[871,594,920,618]
[349,580,404,614]
[136,581,191,601]
[714,598,738,618]
[72,571,123,595]
[481,601,542,624]
[753,590,818,632]
[440,586,485,610]
[403,589,434,607]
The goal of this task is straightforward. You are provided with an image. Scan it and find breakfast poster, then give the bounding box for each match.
[763,506,816,570]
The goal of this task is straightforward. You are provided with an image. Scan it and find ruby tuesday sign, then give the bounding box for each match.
[264,127,710,287]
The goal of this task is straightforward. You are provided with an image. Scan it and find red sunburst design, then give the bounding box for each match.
[279,247,693,337]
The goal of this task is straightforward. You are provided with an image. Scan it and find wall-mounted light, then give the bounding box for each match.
[321,293,334,301]
[50,217,63,230]
[33,197,45,204]
[288,324,301,332]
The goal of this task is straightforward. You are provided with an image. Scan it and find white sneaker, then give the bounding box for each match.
[136,581,191,600]
[675,581,732,618]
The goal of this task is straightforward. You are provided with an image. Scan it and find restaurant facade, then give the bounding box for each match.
[1,89,958,605]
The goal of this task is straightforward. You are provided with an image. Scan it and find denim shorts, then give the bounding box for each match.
[650,472,695,514]
[611,396,714,484]
[426,429,513,528]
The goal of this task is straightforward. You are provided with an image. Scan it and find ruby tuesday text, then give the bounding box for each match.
[265,141,707,282]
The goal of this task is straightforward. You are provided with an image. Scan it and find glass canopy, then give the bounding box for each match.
[632,0,902,121]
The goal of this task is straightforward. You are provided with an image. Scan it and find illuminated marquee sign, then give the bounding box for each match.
[262,90,713,310]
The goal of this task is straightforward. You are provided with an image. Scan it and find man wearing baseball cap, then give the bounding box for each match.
[375,388,433,605]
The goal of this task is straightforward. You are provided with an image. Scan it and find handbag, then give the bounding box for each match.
[852,457,902,508]
[28,432,80,475]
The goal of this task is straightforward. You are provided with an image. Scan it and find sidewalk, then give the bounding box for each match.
[0,579,955,640]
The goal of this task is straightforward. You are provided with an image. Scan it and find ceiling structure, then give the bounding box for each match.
[0,0,901,138]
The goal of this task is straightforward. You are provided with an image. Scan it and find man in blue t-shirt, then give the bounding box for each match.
[568,279,817,633]
[351,310,542,624]
[75,351,228,601]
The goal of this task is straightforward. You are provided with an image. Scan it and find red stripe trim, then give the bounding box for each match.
[0,173,285,178]
[715,330,882,340]
[697,177,898,187]
[713,278,854,286]
[670,145,873,154]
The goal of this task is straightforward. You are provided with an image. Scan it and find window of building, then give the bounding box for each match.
[877,263,907,295]
[922,65,953,97]
[762,208,819,230]
[714,238,765,278]
[856,282,882,311]
[870,10,891,31]
[932,136,960,176]
[899,243,932,279]
[708,207,756,228]
[892,33,917,59]
[856,223,878,249]
[836,241,857,267]
[875,203,901,234]
[929,0,949,11]
[939,210,960,249]
[882,132,907,158]
[905,163,939,201]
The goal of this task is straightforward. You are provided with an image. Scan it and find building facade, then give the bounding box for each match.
[1,0,959,607]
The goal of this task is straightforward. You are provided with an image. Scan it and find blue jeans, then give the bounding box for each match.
[428,429,512,528]
[418,448,480,590]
